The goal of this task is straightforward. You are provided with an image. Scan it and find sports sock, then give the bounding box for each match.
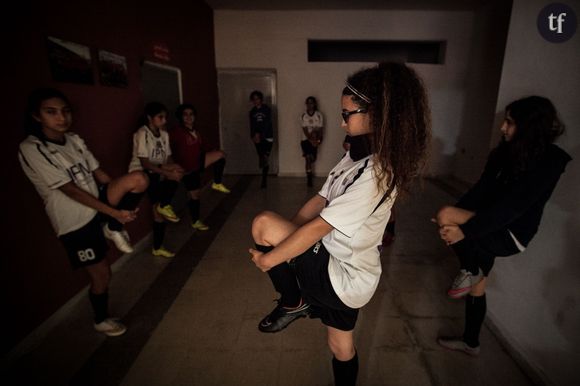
[332,352,358,386]
[188,199,200,223]
[213,158,225,184]
[255,244,301,307]
[89,290,109,324]
[153,221,166,250]
[108,192,143,231]
[463,294,486,347]
[159,180,178,207]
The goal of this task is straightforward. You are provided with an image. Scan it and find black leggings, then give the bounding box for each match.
[452,229,521,275]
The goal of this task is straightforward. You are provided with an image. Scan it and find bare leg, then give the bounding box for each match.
[252,210,298,247]
[106,171,148,206]
[204,150,225,168]
[328,326,358,385]
[85,259,111,294]
[435,206,475,226]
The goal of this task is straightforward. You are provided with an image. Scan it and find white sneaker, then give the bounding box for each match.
[103,224,134,253]
[94,318,127,337]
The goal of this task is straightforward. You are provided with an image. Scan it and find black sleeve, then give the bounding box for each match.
[459,158,568,239]
[456,150,502,210]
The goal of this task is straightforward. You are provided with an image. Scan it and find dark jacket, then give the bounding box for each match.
[458,143,571,246]
[249,105,273,139]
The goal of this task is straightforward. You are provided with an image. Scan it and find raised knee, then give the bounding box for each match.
[130,171,149,192]
[436,205,455,225]
[327,337,355,361]
[252,211,275,231]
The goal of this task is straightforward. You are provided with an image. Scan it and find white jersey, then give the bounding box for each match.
[301,111,324,140]
[128,125,172,172]
[318,152,396,308]
[18,133,100,236]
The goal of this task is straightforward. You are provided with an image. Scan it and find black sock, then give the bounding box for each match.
[332,352,359,386]
[159,180,178,207]
[261,166,269,188]
[256,244,301,307]
[89,290,109,324]
[188,199,200,223]
[463,294,486,347]
[153,221,165,250]
[213,158,225,184]
[451,240,479,275]
[108,192,144,231]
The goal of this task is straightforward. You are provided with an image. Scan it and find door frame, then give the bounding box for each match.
[217,68,278,174]
[142,60,183,104]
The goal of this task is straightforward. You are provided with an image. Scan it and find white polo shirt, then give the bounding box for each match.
[129,125,171,172]
[318,152,396,308]
[18,133,100,236]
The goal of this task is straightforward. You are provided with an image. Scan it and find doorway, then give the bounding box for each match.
[217,69,277,175]
[141,61,183,128]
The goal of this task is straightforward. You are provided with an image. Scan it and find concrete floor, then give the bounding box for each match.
[2,176,535,386]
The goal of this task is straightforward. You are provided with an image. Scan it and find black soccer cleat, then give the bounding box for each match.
[258,300,311,333]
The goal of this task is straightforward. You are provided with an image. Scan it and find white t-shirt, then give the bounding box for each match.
[18,133,100,236]
[318,152,396,308]
[300,111,324,140]
[128,125,172,172]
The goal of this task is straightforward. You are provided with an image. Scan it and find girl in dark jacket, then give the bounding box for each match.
[434,96,572,355]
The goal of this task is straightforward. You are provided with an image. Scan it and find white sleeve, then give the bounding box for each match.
[133,129,149,159]
[18,142,71,190]
[318,112,324,128]
[317,173,333,200]
[319,171,384,237]
[71,134,100,171]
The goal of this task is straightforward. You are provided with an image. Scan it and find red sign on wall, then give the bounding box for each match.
[152,41,170,62]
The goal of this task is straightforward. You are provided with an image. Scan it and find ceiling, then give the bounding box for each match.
[204,0,489,11]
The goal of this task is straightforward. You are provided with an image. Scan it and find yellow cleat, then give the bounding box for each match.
[211,182,231,194]
[152,247,175,258]
[156,204,180,222]
[192,220,210,231]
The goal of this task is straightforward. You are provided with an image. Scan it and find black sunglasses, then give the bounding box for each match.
[341,108,367,123]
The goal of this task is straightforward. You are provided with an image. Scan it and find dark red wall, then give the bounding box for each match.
[2,0,219,353]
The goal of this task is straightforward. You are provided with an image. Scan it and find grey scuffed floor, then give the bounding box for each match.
[3,176,535,386]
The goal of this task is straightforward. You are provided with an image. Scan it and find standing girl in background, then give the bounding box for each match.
[249,63,430,385]
[249,90,273,188]
[434,96,571,356]
[129,102,184,258]
[170,103,230,231]
[300,96,324,187]
[19,88,148,336]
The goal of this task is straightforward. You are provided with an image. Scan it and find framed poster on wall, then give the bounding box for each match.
[46,36,93,84]
[98,50,128,87]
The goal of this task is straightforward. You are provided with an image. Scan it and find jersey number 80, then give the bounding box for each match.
[77,248,96,262]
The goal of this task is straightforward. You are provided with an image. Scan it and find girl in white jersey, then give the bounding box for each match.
[300,96,324,187]
[249,63,431,385]
[129,102,184,258]
[18,88,149,336]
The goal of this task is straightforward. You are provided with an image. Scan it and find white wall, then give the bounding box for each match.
[214,10,475,176]
[486,1,580,385]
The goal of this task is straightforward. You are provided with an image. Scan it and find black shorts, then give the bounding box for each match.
[300,140,318,160]
[182,170,202,191]
[452,228,521,276]
[292,242,359,331]
[59,214,108,270]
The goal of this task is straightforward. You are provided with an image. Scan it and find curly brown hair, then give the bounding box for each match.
[343,62,431,196]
